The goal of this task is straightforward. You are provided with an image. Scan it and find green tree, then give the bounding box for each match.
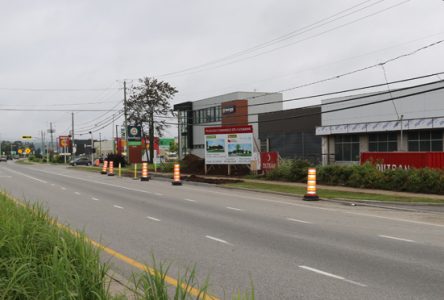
[169,140,178,153]
[127,77,178,163]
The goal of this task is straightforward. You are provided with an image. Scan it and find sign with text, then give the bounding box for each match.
[260,151,279,172]
[205,126,253,165]
[127,126,142,146]
[58,136,71,148]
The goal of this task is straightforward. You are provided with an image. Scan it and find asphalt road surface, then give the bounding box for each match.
[1,162,444,299]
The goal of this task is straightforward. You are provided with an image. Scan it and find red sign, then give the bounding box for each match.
[58,136,71,148]
[261,152,279,172]
[205,125,253,135]
[360,152,444,170]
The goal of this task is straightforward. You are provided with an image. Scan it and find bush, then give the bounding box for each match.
[105,153,127,168]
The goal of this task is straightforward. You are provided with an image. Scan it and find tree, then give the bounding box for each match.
[126,77,178,163]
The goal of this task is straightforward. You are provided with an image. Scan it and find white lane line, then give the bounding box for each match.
[154,193,163,196]
[91,197,99,201]
[146,216,161,222]
[205,235,233,246]
[299,266,367,287]
[61,187,66,190]
[2,167,47,183]
[287,217,312,224]
[113,205,124,209]
[74,192,81,195]
[184,198,197,202]
[378,235,416,243]
[226,206,243,211]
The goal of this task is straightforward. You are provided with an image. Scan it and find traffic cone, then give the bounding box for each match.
[303,168,319,201]
[107,161,115,176]
[172,163,182,186]
[101,160,108,174]
[140,162,150,181]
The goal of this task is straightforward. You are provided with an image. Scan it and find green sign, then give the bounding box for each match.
[128,141,142,146]
[159,138,174,149]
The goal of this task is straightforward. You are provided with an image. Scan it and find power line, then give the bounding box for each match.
[160,0,410,78]
[0,87,120,92]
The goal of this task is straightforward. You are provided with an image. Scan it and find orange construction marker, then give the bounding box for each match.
[172,163,182,186]
[303,168,319,201]
[101,160,108,174]
[107,161,115,176]
[140,162,150,181]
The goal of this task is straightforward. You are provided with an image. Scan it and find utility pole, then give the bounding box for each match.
[112,114,115,154]
[99,132,102,159]
[123,81,128,161]
[116,125,119,154]
[89,131,94,163]
[49,122,54,158]
[71,112,75,158]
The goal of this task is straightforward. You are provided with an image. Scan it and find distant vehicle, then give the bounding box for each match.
[166,152,178,162]
[70,157,92,166]
[0,156,7,162]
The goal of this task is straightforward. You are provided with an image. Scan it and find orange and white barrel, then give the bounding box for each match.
[303,168,319,200]
[101,160,108,174]
[172,163,182,186]
[141,162,150,181]
[107,161,115,176]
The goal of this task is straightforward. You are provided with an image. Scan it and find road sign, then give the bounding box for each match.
[22,136,32,140]
[25,148,31,154]
[17,149,23,154]
[127,125,142,146]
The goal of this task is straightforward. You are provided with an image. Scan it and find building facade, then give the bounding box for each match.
[174,91,283,159]
[316,80,444,165]
[258,105,322,162]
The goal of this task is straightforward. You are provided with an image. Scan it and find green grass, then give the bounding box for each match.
[14,159,34,165]
[224,182,444,204]
[0,192,110,299]
[0,193,254,299]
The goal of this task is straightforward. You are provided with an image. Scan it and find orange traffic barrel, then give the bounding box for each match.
[107,161,115,176]
[141,162,150,181]
[303,168,319,201]
[101,160,108,174]
[172,163,182,186]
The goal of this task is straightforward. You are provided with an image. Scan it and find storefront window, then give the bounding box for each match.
[334,135,360,161]
[408,130,443,151]
[368,133,397,152]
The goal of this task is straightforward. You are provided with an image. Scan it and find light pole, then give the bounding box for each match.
[400,114,404,151]
[89,131,94,164]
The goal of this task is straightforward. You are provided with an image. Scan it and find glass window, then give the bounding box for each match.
[408,130,443,152]
[334,135,360,161]
[368,133,397,152]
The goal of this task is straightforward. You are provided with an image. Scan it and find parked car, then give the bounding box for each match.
[0,156,7,162]
[70,157,92,166]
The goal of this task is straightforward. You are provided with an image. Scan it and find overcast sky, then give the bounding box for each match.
[1,0,443,142]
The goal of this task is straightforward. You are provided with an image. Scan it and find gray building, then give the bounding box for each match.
[316,79,444,165]
[258,105,322,162]
[174,91,283,159]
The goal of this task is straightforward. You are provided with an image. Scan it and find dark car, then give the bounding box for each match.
[70,157,92,166]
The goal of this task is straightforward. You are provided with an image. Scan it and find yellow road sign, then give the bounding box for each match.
[18,149,23,154]
[25,148,31,154]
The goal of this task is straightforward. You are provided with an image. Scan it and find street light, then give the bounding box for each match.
[89,131,94,164]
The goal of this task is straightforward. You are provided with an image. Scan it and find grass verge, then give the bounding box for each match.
[0,192,110,299]
[0,192,254,299]
[224,182,444,204]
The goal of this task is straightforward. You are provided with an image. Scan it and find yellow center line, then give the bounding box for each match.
[5,193,219,300]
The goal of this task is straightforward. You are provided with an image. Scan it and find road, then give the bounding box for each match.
[1,162,444,299]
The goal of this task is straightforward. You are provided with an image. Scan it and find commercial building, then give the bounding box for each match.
[174,91,283,159]
[258,105,322,162]
[316,79,444,165]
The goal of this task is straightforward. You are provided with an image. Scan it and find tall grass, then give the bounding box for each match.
[0,193,255,299]
[0,193,110,299]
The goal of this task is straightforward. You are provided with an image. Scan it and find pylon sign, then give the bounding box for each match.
[58,136,71,148]
[127,125,142,146]
[22,136,32,140]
